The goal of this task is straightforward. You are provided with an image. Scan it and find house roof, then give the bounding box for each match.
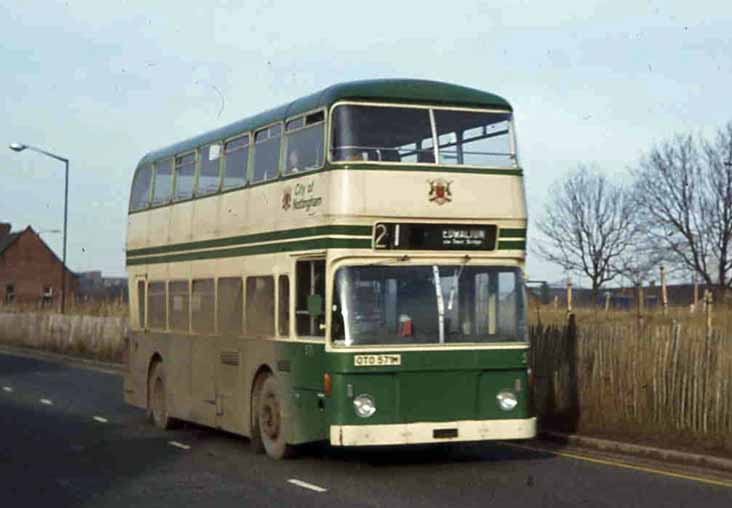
[137,78,513,168]
[0,232,20,256]
[0,227,77,277]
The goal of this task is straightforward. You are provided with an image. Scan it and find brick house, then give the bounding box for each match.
[0,222,79,307]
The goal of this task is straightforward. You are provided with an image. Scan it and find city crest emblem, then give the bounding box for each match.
[282,187,292,210]
[428,179,452,205]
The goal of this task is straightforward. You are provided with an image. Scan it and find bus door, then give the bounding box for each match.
[291,258,329,440]
[295,259,326,337]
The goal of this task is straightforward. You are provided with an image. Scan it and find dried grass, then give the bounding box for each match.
[0,300,128,318]
[530,304,732,456]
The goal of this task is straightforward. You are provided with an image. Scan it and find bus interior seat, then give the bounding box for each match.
[417,150,435,163]
[380,149,401,162]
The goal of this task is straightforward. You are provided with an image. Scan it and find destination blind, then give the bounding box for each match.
[373,223,497,251]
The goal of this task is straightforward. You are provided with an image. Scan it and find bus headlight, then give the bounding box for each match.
[353,394,376,418]
[497,390,518,411]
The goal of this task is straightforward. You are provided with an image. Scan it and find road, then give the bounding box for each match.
[0,352,730,507]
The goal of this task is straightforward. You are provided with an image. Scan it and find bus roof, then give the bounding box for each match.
[138,79,512,166]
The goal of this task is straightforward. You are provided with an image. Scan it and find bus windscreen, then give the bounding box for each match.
[331,104,515,168]
[332,265,527,346]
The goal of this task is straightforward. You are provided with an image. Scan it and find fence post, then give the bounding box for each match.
[692,277,699,313]
[566,276,573,315]
[604,291,611,312]
[705,290,713,334]
[660,265,668,316]
[636,281,644,323]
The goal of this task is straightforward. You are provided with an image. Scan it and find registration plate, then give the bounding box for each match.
[354,354,402,367]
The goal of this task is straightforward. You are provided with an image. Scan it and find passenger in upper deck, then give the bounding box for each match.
[287,150,301,173]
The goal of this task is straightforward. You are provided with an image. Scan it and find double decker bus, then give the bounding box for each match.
[123,79,534,459]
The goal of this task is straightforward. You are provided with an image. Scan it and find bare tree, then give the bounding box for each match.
[615,236,666,288]
[536,165,638,300]
[631,123,732,291]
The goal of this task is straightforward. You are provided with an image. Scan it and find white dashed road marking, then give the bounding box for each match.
[40,398,53,405]
[168,441,191,450]
[288,479,328,493]
[93,416,108,423]
[2,386,12,393]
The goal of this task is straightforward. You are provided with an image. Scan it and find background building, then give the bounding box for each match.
[0,222,79,307]
[77,270,128,303]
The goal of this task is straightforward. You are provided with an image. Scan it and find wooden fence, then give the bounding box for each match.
[531,317,732,446]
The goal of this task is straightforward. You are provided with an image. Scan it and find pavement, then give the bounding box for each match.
[1,349,731,507]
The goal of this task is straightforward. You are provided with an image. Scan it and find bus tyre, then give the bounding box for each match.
[256,374,295,460]
[148,362,178,430]
[250,374,266,454]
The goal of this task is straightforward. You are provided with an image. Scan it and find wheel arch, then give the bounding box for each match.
[146,352,163,409]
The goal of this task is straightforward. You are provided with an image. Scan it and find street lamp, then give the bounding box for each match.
[8,143,70,314]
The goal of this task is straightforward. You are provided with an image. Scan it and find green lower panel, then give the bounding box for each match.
[398,371,476,421]
[278,345,531,442]
[330,373,399,426]
[324,348,531,427]
[329,369,529,426]
[275,341,328,444]
[289,389,328,443]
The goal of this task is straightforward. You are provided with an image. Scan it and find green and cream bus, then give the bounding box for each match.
[123,79,535,459]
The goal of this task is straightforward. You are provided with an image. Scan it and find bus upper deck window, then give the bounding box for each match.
[151,159,173,206]
[174,153,196,201]
[223,135,249,190]
[198,144,222,196]
[252,125,281,183]
[130,165,153,211]
[330,105,432,163]
[284,112,324,175]
[433,110,514,168]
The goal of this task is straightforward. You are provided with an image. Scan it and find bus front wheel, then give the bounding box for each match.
[148,362,178,430]
[255,374,295,460]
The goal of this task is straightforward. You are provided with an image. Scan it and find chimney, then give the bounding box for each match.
[0,222,11,240]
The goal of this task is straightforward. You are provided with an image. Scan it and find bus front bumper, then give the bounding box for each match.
[330,417,536,446]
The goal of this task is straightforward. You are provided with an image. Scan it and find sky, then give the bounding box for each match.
[1,0,731,283]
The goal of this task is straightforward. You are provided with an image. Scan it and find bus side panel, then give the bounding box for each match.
[216,335,264,435]
[124,331,178,411]
[125,331,194,422]
[189,335,217,428]
[124,329,148,410]
[214,336,280,438]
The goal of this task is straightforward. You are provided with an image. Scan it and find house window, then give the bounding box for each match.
[5,284,15,304]
[41,286,54,306]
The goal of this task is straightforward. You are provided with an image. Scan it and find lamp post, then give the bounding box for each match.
[8,143,70,314]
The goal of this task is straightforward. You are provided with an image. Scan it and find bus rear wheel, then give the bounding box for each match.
[148,362,178,430]
[256,374,295,460]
